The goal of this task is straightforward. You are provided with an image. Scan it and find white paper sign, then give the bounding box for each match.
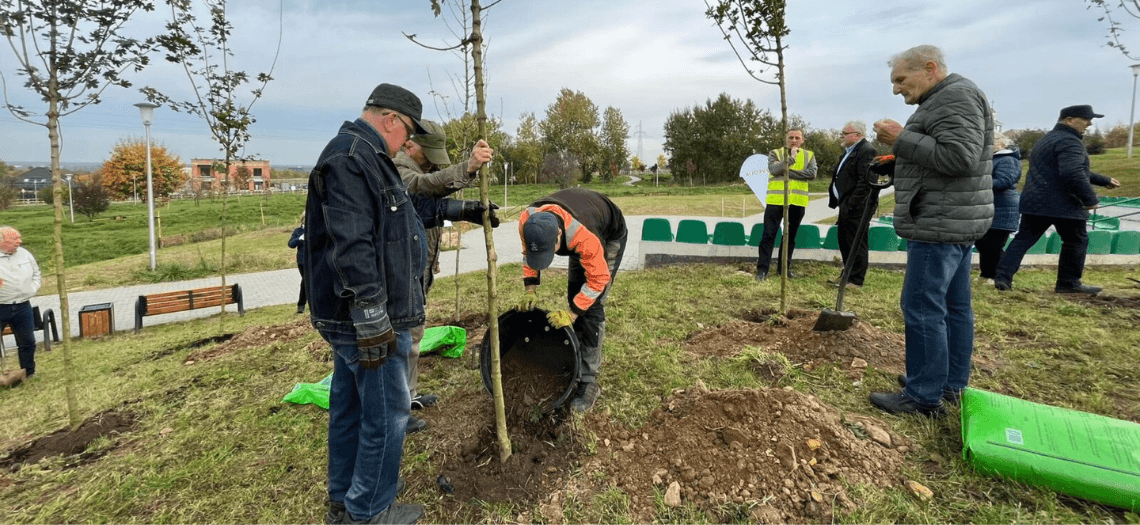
[739,154,770,201]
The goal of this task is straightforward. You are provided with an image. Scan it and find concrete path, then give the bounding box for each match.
[8,190,864,347]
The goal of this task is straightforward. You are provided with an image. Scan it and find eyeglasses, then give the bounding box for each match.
[392,113,416,141]
[842,131,860,136]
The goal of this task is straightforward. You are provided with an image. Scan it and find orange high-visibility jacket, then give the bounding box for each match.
[519,188,625,315]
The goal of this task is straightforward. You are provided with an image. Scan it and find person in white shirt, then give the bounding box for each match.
[0,226,42,378]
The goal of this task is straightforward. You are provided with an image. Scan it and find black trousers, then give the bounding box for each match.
[994,214,1087,288]
[756,203,805,274]
[567,229,627,384]
[837,188,873,285]
[975,229,1013,279]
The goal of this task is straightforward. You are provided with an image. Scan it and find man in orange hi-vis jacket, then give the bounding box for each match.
[516,188,627,412]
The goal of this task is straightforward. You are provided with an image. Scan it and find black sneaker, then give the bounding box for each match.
[896,375,962,406]
[1055,283,1101,295]
[407,416,427,434]
[327,500,347,524]
[869,391,945,417]
[754,271,768,282]
[994,280,1011,291]
[346,502,424,524]
[410,393,438,410]
[569,382,601,413]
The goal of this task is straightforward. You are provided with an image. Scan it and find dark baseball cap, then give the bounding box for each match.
[365,83,429,134]
[1058,105,1104,120]
[522,212,560,270]
[411,120,451,166]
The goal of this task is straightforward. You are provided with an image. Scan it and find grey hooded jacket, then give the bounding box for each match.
[891,73,994,243]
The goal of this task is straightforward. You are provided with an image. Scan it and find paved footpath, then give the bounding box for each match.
[12,193,852,347]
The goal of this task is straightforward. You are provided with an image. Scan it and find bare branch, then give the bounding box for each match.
[403,31,468,51]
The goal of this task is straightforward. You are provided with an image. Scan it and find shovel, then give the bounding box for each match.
[813,155,895,332]
[0,340,27,388]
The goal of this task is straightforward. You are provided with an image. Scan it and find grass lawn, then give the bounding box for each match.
[2,260,1138,523]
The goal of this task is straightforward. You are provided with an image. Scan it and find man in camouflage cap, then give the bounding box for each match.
[394,119,494,433]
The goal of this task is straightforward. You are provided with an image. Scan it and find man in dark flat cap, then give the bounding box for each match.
[304,83,498,525]
[993,104,1121,295]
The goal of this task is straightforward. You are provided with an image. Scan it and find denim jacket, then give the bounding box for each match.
[303,118,442,346]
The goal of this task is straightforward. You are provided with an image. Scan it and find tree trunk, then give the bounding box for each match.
[471,0,511,463]
[48,96,81,431]
[775,34,789,317]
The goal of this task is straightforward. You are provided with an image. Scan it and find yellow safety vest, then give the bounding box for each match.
[766,148,812,207]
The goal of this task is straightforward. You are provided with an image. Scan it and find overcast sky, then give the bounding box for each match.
[1,0,1137,170]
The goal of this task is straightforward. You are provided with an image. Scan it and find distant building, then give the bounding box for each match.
[188,158,272,192]
[11,167,51,199]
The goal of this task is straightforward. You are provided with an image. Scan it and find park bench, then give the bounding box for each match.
[134,284,244,333]
[1,306,59,352]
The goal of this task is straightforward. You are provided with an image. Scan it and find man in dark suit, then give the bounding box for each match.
[827,120,880,288]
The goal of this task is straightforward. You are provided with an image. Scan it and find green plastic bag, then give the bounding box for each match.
[282,372,333,409]
[961,388,1140,511]
[420,326,466,358]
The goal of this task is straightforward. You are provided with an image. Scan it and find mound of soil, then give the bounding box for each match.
[1068,292,1140,320]
[579,385,910,524]
[685,308,906,375]
[186,317,313,363]
[0,409,138,471]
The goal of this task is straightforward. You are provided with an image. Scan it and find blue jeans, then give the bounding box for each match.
[0,301,36,376]
[327,330,411,522]
[900,241,974,406]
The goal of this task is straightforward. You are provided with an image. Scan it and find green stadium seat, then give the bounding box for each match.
[676,219,710,244]
[1046,232,1062,254]
[711,221,747,246]
[794,224,821,249]
[1086,230,1114,254]
[1026,233,1048,254]
[868,226,899,251]
[641,218,673,242]
[747,223,782,247]
[822,225,839,249]
[1088,214,1120,231]
[1112,230,1140,255]
[898,237,907,251]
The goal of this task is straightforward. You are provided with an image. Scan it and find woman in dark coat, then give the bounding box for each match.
[287,212,306,314]
[976,132,1021,283]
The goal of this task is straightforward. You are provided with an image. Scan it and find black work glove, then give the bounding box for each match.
[357,328,395,369]
[444,199,500,228]
[868,155,896,175]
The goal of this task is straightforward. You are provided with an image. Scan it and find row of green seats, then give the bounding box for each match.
[642,219,906,251]
[643,218,1140,255]
[1022,229,1140,255]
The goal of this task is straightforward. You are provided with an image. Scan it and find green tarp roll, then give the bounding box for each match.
[420,325,466,358]
[961,388,1140,511]
[282,372,333,409]
[281,326,466,409]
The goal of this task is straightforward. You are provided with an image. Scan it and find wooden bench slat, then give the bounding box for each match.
[135,284,244,333]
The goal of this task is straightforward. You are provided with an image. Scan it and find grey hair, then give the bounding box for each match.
[0,226,16,241]
[844,120,867,136]
[888,45,947,72]
[993,131,1010,150]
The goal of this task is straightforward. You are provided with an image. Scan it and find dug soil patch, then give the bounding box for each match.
[579,385,909,524]
[186,317,313,363]
[0,409,138,471]
[686,308,906,375]
[1067,292,1140,320]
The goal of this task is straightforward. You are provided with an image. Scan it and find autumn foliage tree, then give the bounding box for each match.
[99,140,186,201]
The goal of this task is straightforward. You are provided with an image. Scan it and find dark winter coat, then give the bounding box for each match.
[989,147,1022,232]
[1018,123,1113,221]
[891,73,994,244]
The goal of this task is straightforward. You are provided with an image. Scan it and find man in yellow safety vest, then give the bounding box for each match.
[755,128,817,281]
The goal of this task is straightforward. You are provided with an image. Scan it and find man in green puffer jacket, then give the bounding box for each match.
[869,45,994,417]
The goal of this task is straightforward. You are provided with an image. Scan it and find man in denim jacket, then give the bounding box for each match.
[304,83,496,524]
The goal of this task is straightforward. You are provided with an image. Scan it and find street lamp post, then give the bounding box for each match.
[65,174,74,223]
[135,102,160,271]
[1129,63,1140,159]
